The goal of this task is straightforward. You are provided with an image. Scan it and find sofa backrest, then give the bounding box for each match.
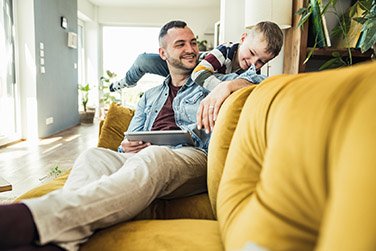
[207,85,257,218]
[216,61,376,251]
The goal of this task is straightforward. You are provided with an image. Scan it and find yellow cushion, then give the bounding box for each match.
[207,85,256,218]
[81,219,223,251]
[97,102,135,151]
[135,193,215,220]
[217,61,376,250]
[14,170,71,202]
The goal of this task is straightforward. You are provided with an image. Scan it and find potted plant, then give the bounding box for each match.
[196,35,208,51]
[99,70,120,118]
[296,0,375,69]
[78,83,95,124]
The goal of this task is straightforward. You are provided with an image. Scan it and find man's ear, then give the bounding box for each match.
[239,33,248,45]
[159,48,167,60]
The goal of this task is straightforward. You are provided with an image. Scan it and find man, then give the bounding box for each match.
[0,20,208,251]
[0,20,276,251]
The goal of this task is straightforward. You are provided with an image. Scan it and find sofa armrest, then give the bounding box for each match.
[98,120,105,137]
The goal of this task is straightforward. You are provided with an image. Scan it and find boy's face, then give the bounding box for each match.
[237,32,274,70]
[159,26,199,74]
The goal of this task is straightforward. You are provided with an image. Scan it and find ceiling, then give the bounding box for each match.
[87,0,220,8]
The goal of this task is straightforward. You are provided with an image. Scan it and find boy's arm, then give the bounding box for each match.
[203,65,267,91]
[110,53,168,92]
[191,44,230,88]
[196,78,255,134]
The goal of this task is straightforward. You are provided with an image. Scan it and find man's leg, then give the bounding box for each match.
[18,146,206,250]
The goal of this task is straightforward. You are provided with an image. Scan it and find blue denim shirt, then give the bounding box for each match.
[118,75,211,153]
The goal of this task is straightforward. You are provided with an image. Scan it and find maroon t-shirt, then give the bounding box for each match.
[151,83,181,131]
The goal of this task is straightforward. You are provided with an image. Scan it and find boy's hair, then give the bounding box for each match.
[249,21,283,57]
[159,20,187,48]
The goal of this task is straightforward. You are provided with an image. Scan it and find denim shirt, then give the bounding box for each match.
[118,75,211,153]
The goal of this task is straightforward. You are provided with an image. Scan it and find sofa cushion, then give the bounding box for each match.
[217,61,376,250]
[14,170,71,202]
[207,85,256,218]
[81,219,223,251]
[97,102,135,151]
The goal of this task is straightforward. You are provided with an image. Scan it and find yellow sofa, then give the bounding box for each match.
[17,61,376,250]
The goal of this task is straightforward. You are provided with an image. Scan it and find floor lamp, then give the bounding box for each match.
[244,0,293,76]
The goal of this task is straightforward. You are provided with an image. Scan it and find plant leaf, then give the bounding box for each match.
[296,12,312,30]
[353,17,367,24]
[320,58,339,70]
[304,43,317,64]
[322,1,331,15]
[349,3,358,17]
[296,7,307,15]
[361,25,376,53]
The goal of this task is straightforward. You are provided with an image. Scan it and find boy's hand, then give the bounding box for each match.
[197,81,231,134]
[121,138,150,153]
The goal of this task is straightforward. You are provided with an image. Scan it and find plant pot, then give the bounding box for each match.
[198,44,207,51]
[79,111,95,124]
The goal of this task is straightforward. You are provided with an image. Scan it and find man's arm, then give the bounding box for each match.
[118,94,150,153]
[196,78,255,134]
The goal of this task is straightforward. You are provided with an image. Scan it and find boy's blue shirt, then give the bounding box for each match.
[118,75,211,153]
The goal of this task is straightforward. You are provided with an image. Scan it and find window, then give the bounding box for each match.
[102,26,164,107]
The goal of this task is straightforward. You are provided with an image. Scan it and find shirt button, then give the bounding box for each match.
[165,93,168,96]
[155,110,158,113]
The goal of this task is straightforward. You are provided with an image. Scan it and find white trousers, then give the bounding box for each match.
[23,146,207,251]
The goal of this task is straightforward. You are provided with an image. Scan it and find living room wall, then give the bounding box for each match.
[34,0,78,138]
[97,5,220,48]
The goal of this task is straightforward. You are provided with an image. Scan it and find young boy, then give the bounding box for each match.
[109,21,283,92]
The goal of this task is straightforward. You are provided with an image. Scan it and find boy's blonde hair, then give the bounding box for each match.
[249,21,283,58]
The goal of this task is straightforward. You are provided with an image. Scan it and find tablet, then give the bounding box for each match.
[124,130,195,146]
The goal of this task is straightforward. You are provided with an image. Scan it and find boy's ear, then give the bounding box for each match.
[159,48,167,60]
[239,33,248,45]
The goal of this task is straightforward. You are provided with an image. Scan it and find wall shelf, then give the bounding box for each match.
[283,0,373,74]
[307,47,373,58]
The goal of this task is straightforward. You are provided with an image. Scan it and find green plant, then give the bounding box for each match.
[296,0,376,69]
[78,83,92,112]
[39,164,64,182]
[49,165,63,178]
[100,70,119,106]
[196,35,207,50]
[352,0,376,54]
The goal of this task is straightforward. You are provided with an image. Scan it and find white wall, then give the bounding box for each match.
[219,0,288,76]
[220,0,247,44]
[14,0,38,140]
[97,6,220,49]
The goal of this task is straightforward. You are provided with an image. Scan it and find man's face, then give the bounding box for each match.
[159,27,199,73]
[237,33,274,71]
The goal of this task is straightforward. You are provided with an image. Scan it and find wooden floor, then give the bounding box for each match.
[0,120,100,203]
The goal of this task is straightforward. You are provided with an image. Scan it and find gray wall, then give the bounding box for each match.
[34,0,78,138]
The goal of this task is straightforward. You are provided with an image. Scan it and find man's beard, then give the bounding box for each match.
[166,53,198,73]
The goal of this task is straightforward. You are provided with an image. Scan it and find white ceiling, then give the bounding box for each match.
[87,0,220,8]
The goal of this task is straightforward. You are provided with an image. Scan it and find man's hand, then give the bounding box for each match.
[121,138,150,153]
[197,81,232,134]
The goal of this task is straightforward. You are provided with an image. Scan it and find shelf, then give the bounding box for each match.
[306,47,373,58]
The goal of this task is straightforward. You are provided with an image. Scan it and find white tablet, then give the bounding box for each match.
[124,130,195,146]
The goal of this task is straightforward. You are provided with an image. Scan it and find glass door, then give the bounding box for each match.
[0,0,18,146]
